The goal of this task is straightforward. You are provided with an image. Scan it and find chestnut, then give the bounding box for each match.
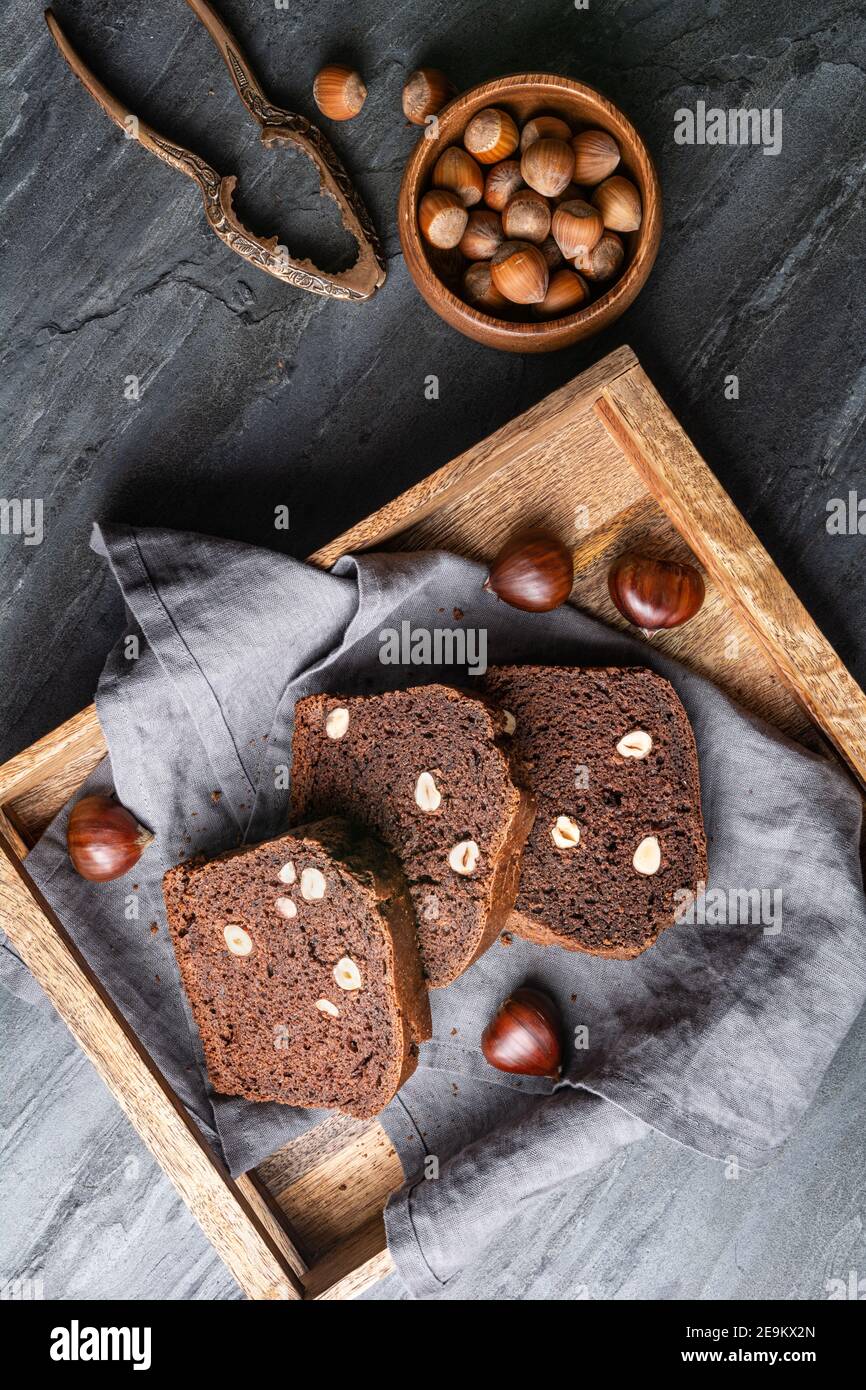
[482,987,562,1078]
[483,527,574,612]
[608,551,706,635]
[67,794,154,882]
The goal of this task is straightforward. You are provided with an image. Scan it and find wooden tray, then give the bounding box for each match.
[1,346,864,1301]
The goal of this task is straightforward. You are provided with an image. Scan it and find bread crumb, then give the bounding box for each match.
[500,931,513,947]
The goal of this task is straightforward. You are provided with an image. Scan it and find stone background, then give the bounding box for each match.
[1,0,864,1300]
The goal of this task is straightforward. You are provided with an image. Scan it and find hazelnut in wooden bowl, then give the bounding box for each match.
[398,73,662,353]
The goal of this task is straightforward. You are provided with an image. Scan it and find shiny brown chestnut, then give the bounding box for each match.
[608,551,705,635]
[481,987,562,1078]
[483,528,574,612]
[67,794,154,882]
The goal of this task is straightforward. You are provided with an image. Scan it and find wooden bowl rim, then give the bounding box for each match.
[398,72,662,351]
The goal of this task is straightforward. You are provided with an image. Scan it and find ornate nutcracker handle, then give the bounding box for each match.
[45,5,386,302]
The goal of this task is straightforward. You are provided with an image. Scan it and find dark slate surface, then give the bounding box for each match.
[1,0,864,1300]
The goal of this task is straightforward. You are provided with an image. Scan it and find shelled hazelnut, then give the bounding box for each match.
[417,109,637,322]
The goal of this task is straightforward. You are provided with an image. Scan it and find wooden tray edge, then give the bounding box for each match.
[596,371,866,791]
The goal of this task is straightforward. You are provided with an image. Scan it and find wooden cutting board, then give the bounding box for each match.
[1,345,864,1300]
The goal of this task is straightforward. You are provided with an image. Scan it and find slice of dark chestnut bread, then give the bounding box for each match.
[483,665,708,958]
[162,817,432,1120]
[290,685,536,987]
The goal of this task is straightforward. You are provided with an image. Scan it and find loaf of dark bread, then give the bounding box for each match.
[483,665,708,958]
[163,817,432,1119]
[290,685,536,986]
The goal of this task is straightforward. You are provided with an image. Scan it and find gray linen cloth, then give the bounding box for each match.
[3,523,865,1299]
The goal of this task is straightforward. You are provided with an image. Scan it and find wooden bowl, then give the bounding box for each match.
[398,73,662,353]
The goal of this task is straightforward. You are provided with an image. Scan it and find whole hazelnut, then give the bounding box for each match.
[532,268,590,319]
[483,159,524,212]
[520,138,575,198]
[502,189,551,245]
[520,115,572,150]
[592,175,642,232]
[462,261,510,314]
[573,230,625,282]
[464,107,520,164]
[571,129,621,185]
[312,64,367,121]
[459,209,504,261]
[419,189,469,249]
[432,146,485,207]
[489,241,549,305]
[551,199,604,258]
[402,68,455,125]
